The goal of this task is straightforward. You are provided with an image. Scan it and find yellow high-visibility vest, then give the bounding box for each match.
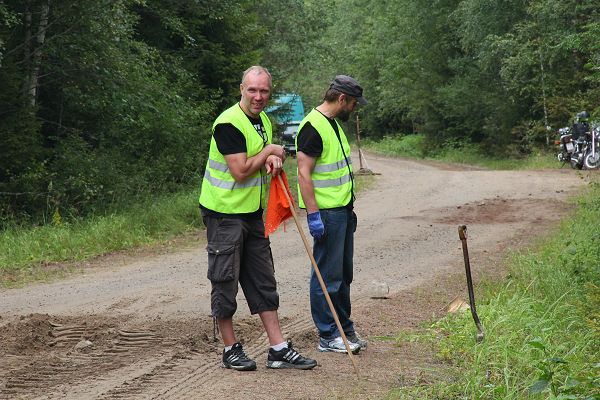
[199,104,271,213]
[296,109,353,209]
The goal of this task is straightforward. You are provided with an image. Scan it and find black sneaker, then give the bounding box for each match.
[266,341,317,370]
[222,342,257,371]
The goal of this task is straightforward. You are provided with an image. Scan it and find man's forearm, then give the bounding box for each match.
[225,145,282,182]
[241,149,271,177]
[298,175,319,213]
[297,151,318,213]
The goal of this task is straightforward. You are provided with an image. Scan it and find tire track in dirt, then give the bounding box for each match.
[96,317,315,400]
[0,317,180,400]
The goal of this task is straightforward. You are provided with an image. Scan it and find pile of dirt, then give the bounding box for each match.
[434,197,566,225]
[1,314,55,356]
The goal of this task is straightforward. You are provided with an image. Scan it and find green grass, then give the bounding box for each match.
[362,134,558,170]
[363,134,425,158]
[387,183,600,399]
[0,189,203,286]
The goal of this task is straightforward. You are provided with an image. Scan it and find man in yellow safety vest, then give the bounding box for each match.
[296,75,368,354]
[199,66,316,371]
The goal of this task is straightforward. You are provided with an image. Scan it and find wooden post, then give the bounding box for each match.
[355,115,364,170]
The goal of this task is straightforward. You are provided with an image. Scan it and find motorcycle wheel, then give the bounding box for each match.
[584,152,600,169]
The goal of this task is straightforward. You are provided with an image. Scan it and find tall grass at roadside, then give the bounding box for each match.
[0,189,202,283]
[363,134,425,158]
[362,134,557,170]
[436,145,558,170]
[388,183,600,399]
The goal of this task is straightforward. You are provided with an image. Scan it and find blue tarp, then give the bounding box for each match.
[267,93,305,124]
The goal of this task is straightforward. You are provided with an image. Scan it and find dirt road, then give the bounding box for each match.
[0,154,587,399]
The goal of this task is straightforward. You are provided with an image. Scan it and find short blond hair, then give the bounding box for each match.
[241,66,272,86]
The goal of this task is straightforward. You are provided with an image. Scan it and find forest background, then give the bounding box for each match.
[1,0,599,226]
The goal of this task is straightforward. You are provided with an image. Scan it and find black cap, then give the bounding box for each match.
[330,75,367,105]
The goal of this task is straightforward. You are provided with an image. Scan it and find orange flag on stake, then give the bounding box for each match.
[264,171,295,237]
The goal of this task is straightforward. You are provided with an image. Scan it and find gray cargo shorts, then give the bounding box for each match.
[203,216,279,318]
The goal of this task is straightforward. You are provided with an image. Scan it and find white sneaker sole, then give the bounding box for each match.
[266,360,317,370]
[318,344,360,354]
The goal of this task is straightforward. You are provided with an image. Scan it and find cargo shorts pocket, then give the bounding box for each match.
[206,243,236,283]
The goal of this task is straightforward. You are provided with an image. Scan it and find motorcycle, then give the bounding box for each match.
[583,124,600,169]
[556,127,575,167]
[556,124,600,169]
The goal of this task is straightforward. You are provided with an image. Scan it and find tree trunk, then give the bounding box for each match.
[21,0,32,97]
[539,51,550,146]
[27,0,49,107]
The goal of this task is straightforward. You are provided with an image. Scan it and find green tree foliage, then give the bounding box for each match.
[0,0,263,225]
[133,0,264,108]
[261,0,599,155]
[254,0,337,106]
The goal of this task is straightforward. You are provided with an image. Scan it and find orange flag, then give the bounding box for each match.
[264,171,295,237]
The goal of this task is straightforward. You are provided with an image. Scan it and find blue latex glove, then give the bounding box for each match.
[307,211,325,240]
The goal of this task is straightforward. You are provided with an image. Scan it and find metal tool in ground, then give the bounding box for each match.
[458,225,485,342]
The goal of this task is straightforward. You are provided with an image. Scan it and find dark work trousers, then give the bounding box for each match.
[310,207,356,339]
[204,216,278,318]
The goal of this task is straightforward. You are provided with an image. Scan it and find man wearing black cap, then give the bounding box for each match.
[295,75,368,354]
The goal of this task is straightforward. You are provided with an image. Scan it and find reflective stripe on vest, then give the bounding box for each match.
[199,103,272,214]
[203,168,268,190]
[313,158,353,174]
[311,172,352,188]
[296,109,353,208]
[208,159,229,173]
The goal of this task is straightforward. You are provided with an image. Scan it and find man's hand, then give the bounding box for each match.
[224,144,286,182]
[307,211,325,240]
[265,154,283,176]
[266,144,286,161]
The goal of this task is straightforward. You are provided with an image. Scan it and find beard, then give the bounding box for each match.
[337,109,351,122]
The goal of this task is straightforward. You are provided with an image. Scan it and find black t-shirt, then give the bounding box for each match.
[213,115,268,154]
[296,122,323,157]
[296,112,341,157]
[200,114,267,220]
